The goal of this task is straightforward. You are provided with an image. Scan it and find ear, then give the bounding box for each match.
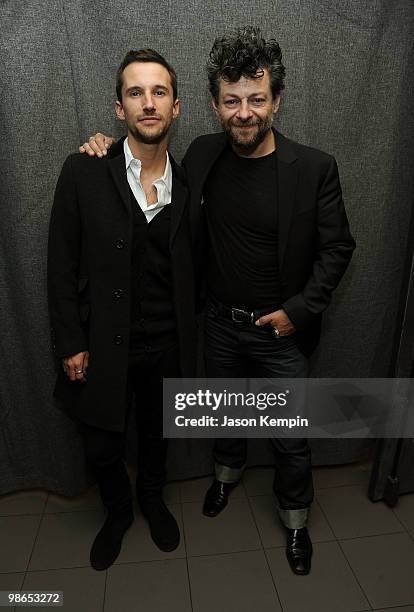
[273,94,281,114]
[211,97,219,116]
[172,98,180,119]
[115,100,125,121]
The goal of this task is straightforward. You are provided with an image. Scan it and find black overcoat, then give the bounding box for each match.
[182,128,356,356]
[48,142,197,431]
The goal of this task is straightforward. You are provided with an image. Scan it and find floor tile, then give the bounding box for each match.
[0,515,41,573]
[180,476,245,503]
[242,467,274,496]
[266,541,370,612]
[373,607,414,611]
[23,566,105,612]
[189,549,281,612]
[45,481,180,513]
[341,532,414,609]
[249,496,335,548]
[0,572,25,589]
[0,490,47,516]
[28,509,105,570]
[0,573,25,612]
[317,485,404,539]
[115,504,185,564]
[392,492,414,532]
[105,558,191,612]
[307,500,337,542]
[248,495,285,548]
[44,485,101,513]
[243,464,372,497]
[183,497,261,557]
[313,462,371,490]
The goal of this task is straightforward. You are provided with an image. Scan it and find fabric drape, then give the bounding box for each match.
[0,0,413,494]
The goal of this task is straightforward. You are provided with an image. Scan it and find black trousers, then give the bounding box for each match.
[205,303,314,518]
[80,342,180,512]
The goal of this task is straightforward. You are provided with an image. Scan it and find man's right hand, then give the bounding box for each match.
[62,351,89,382]
[79,133,115,157]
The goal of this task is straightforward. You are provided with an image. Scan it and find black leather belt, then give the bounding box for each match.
[209,297,278,325]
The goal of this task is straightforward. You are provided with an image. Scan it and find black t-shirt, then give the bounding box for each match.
[204,145,282,310]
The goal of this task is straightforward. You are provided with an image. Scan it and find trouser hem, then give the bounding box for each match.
[215,462,245,483]
[278,507,309,529]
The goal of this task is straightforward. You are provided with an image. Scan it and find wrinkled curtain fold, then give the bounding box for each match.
[0,0,413,494]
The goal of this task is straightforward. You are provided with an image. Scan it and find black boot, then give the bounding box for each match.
[90,505,134,571]
[139,498,180,552]
[285,527,313,575]
[202,479,237,517]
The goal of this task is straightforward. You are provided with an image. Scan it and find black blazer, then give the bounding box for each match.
[48,140,197,431]
[182,128,356,356]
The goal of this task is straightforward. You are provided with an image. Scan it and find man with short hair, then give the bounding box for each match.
[48,49,197,571]
[80,27,355,575]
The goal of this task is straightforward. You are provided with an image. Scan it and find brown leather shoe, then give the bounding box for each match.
[285,527,313,575]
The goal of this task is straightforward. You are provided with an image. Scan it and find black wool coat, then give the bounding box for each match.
[182,128,356,357]
[48,142,197,431]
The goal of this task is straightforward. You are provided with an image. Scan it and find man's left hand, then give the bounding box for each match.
[255,309,296,336]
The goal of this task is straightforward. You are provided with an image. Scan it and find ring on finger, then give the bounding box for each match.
[272,327,280,339]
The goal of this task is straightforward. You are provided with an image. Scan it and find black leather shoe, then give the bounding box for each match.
[140,499,180,552]
[202,479,236,517]
[285,527,313,575]
[90,507,134,571]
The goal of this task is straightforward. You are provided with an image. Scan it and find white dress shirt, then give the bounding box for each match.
[124,138,172,223]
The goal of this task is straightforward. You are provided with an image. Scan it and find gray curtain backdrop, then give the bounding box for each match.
[1,1,413,495]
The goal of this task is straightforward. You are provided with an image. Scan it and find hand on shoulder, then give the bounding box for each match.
[79,133,115,157]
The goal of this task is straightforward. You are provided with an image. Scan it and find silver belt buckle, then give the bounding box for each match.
[231,308,254,324]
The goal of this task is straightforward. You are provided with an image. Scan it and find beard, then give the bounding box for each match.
[220,114,273,153]
[128,116,172,145]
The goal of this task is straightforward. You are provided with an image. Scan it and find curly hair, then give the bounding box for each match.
[207,26,285,101]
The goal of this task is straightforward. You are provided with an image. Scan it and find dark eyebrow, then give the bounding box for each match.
[223,91,268,99]
[125,86,141,94]
[125,84,169,94]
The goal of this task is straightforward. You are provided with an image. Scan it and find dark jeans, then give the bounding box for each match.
[80,342,180,512]
[205,302,314,524]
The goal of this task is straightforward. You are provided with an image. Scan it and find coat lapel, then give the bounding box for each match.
[274,129,299,272]
[188,133,227,242]
[107,149,131,217]
[196,132,228,202]
[169,156,188,249]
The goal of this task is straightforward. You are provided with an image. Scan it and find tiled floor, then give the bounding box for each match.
[1,462,414,612]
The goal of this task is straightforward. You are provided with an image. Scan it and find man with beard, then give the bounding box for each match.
[80,27,355,575]
[48,49,196,571]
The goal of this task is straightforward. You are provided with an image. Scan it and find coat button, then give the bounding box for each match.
[115,239,125,249]
[113,335,123,345]
[113,288,124,299]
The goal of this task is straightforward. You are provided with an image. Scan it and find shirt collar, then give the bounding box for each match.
[123,137,172,194]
